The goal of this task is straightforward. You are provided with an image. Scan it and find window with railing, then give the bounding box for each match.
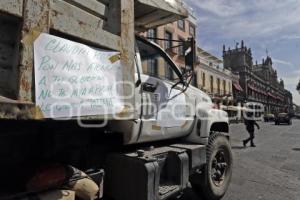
[147,58,158,76]
[147,28,157,43]
[165,62,174,80]
[178,38,185,56]
[137,37,178,82]
[164,31,172,50]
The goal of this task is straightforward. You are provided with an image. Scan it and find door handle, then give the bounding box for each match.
[142,82,157,93]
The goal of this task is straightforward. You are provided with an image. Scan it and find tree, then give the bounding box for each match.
[297,80,300,94]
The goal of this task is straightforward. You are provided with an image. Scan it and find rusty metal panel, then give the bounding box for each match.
[0,0,23,17]
[120,0,135,118]
[64,0,107,20]
[137,0,187,16]
[0,0,187,120]
[18,0,50,102]
[103,0,120,35]
[135,0,188,31]
[50,0,121,51]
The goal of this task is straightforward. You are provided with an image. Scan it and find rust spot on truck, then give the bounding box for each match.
[20,75,31,93]
[78,20,87,26]
[152,125,162,131]
[52,10,58,17]
[22,29,41,46]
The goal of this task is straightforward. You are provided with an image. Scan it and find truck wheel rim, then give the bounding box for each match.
[211,147,229,187]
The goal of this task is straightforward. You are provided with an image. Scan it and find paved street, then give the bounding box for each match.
[178,119,300,200]
[223,119,300,200]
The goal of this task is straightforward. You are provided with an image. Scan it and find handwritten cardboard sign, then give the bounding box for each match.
[34,33,124,118]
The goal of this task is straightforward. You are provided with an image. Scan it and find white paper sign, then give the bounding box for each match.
[34,33,124,118]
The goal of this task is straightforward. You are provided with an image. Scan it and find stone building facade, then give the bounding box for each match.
[223,41,293,114]
[140,8,197,80]
[140,12,239,110]
[196,47,234,107]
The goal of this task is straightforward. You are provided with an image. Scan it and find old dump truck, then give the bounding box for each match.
[0,1,232,200]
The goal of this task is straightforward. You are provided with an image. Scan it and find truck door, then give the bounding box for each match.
[136,37,195,143]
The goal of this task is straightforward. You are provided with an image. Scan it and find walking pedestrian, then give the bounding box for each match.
[243,112,260,147]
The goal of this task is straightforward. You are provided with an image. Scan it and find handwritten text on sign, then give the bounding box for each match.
[34,33,124,118]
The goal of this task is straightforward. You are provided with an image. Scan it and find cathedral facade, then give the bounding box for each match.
[223,41,293,114]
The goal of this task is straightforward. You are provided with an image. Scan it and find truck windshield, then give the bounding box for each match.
[136,37,182,82]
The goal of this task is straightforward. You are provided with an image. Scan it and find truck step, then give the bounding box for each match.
[159,184,180,196]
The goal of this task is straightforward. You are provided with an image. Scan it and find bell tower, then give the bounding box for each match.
[223,40,253,72]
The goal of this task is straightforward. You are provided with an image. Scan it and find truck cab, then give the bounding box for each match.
[110,35,229,146]
[105,35,232,200]
[0,1,232,200]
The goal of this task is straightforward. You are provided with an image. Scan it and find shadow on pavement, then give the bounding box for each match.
[270,124,291,126]
[231,146,245,150]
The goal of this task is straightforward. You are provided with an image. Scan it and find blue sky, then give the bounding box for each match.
[184,0,300,105]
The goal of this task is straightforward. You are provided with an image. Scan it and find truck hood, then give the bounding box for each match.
[189,85,212,103]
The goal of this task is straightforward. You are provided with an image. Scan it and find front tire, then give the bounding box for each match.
[190,133,233,200]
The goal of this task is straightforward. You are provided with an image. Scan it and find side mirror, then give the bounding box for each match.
[183,38,197,87]
[183,38,196,71]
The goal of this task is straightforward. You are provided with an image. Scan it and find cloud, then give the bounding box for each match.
[185,0,300,39]
[281,71,300,104]
[184,0,300,103]
[291,90,300,105]
[289,87,300,105]
[198,42,216,53]
[280,65,299,86]
[272,58,294,68]
[185,0,247,17]
[281,35,300,40]
[286,79,300,103]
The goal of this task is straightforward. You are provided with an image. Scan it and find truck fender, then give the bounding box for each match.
[185,108,229,144]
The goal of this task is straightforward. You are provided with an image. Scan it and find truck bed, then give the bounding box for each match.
[0,0,187,120]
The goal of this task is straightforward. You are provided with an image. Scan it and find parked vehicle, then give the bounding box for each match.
[264,113,275,122]
[0,1,232,200]
[275,113,292,125]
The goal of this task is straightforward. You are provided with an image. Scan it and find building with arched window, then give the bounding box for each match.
[223,41,293,114]
[196,47,234,108]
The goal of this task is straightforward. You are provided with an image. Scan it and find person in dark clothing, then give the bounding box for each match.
[243,112,260,147]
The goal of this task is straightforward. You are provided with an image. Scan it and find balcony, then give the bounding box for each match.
[208,88,233,100]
